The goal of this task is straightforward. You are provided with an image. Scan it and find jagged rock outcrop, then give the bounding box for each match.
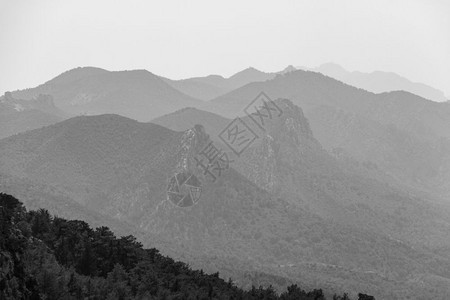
[173,124,210,173]
[234,99,330,196]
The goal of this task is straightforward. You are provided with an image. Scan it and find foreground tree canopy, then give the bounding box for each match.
[0,193,374,299]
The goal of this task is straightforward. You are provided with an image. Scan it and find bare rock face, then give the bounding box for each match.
[174,124,210,173]
[3,91,14,101]
[1,92,65,117]
[0,93,65,139]
[234,99,329,197]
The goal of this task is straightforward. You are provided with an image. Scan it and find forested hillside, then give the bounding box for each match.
[0,193,374,300]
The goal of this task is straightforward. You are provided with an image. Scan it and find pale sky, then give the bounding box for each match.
[1,0,449,96]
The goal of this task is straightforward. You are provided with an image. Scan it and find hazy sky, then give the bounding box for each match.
[1,0,449,97]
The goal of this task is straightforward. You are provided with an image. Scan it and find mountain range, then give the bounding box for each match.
[0,66,276,141]
[9,67,203,122]
[299,63,449,103]
[5,64,446,141]
[203,70,450,198]
[161,67,275,100]
[162,63,449,103]
[1,65,450,298]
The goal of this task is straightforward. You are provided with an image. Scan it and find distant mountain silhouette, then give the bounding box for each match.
[163,67,276,100]
[301,63,448,102]
[227,67,275,88]
[208,70,450,137]
[278,65,297,74]
[160,77,229,101]
[10,67,203,121]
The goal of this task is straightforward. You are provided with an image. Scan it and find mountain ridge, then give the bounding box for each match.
[301,63,448,102]
[162,67,276,100]
[10,67,204,122]
[202,70,450,197]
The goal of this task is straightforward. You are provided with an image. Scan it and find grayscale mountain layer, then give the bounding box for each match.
[152,107,231,137]
[300,63,448,102]
[10,67,203,122]
[162,67,276,100]
[204,70,450,198]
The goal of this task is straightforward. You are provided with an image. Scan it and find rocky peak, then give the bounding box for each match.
[167,100,323,196]
[173,124,210,174]
[234,99,322,194]
[279,65,297,74]
[3,92,13,102]
[260,98,316,148]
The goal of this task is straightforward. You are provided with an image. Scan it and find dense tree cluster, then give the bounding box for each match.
[0,193,374,299]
